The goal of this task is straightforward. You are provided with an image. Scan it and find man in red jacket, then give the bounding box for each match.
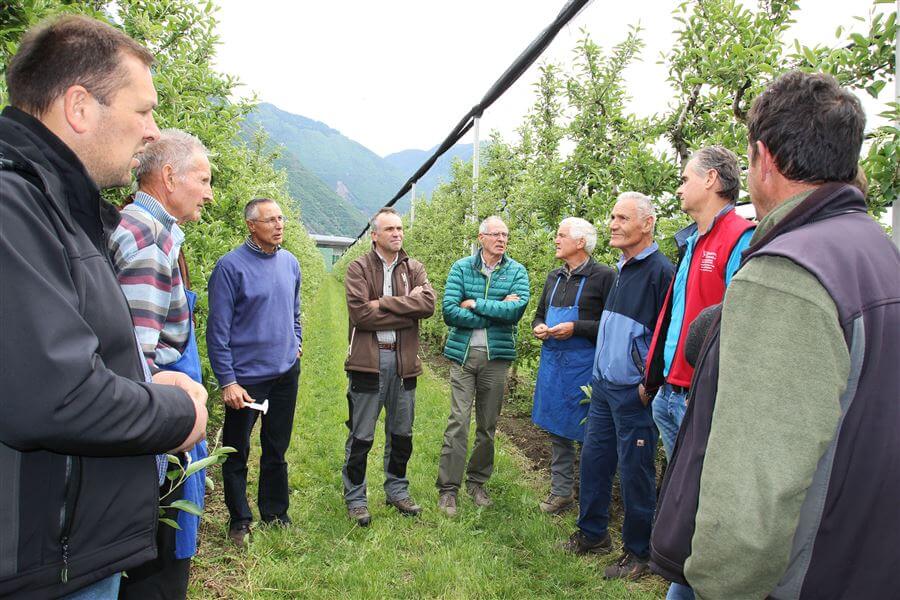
[641,146,754,461]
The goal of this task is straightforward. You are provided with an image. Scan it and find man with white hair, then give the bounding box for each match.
[531,217,615,515]
[562,193,673,582]
[436,216,530,516]
[109,128,213,599]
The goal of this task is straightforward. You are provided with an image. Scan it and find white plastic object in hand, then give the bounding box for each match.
[244,398,269,415]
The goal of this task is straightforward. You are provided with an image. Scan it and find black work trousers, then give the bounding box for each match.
[222,359,300,528]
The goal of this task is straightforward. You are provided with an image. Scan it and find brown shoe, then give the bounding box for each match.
[386,496,422,516]
[348,505,371,527]
[228,522,251,548]
[560,530,613,555]
[603,552,650,580]
[466,484,493,507]
[437,492,458,517]
[539,493,575,515]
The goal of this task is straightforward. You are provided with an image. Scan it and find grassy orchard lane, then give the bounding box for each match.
[190,275,665,599]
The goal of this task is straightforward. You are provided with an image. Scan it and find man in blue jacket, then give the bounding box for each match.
[436,216,530,516]
[562,193,674,582]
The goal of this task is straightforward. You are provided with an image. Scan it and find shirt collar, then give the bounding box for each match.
[133,191,183,242]
[617,241,659,270]
[245,235,280,255]
[563,256,591,277]
[375,250,399,269]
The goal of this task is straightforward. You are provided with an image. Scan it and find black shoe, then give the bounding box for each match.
[386,496,422,516]
[348,505,371,527]
[603,552,650,580]
[261,514,292,527]
[228,522,251,548]
[560,530,613,555]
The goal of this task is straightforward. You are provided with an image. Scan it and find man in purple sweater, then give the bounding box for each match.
[207,198,303,547]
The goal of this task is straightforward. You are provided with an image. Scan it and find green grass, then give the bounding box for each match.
[190,276,666,599]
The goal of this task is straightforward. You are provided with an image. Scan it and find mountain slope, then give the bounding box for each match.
[244,103,407,216]
[384,143,474,199]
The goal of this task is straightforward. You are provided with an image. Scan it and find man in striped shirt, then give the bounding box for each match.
[109,128,213,600]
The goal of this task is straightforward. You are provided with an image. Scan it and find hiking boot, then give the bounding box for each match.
[603,552,650,580]
[539,493,575,515]
[467,484,493,507]
[560,530,613,555]
[386,496,422,517]
[228,522,251,548]
[437,492,458,517]
[348,505,371,527]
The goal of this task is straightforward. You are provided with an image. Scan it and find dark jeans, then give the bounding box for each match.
[222,359,300,528]
[119,481,190,600]
[577,377,658,558]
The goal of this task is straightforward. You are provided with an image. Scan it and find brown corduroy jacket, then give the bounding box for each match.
[344,246,435,378]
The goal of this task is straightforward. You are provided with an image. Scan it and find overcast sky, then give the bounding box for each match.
[213,0,893,158]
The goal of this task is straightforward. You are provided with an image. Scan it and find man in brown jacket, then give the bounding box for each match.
[343,207,436,526]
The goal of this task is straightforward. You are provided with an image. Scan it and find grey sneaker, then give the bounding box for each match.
[386,496,422,516]
[539,493,575,515]
[437,492,458,517]
[603,552,650,580]
[467,484,493,507]
[348,505,371,527]
[560,530,613,555]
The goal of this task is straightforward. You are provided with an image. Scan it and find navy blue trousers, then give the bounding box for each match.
[577,377,658,558]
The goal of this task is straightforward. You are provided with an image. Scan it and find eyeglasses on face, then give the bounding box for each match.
[252,215,285,225]
[482,231,509,239]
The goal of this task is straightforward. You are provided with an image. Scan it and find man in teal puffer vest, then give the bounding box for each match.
[436,216,530,515]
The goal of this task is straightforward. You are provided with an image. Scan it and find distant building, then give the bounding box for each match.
[310,234,356,270]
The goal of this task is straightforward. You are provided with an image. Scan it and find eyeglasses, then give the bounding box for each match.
[482,231,509,239]
[251,215,285,225]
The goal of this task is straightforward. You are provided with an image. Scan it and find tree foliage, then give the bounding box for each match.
[339,0,897,404]
[0,0,326,426]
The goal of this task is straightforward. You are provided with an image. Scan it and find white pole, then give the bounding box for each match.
[470,117,481,253]
[410,182,416,226]
[893,0,899,248]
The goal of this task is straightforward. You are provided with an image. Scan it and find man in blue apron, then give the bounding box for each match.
[109,129,213,599]
[532,218,615,514]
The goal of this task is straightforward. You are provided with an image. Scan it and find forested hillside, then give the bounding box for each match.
[243,102,408,216]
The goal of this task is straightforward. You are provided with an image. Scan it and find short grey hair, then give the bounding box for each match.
[616,191,656,233]
[244,198,276,221]
[370,206,400,232]
[690,146,741,203]
[479,215,506,234]
[135,129,209,185]
[560,217,597,253]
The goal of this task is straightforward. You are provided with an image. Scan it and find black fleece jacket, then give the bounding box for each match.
[0,107,196,599]
[531,257,616,340]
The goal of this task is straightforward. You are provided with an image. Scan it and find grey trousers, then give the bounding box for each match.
[436,348,511,493]
[549,433,578,497]
[342,350,415,508]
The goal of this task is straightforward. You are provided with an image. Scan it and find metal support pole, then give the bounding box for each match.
[409,182,416,226]
[470,117,481,253]
[893,0,899,248]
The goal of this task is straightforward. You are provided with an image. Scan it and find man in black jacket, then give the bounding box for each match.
[0,15,207,599]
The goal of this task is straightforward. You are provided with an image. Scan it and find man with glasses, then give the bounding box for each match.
[207,198,303,547]
[436,216,530,516]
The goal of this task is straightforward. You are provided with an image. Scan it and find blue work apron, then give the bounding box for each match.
[532,276,595,442]
[160,288,208,560]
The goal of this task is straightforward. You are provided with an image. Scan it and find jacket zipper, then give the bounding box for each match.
[482,269,493,359]
[59,455,80,583]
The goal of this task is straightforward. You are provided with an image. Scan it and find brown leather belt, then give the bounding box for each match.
[378,342,396,351]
